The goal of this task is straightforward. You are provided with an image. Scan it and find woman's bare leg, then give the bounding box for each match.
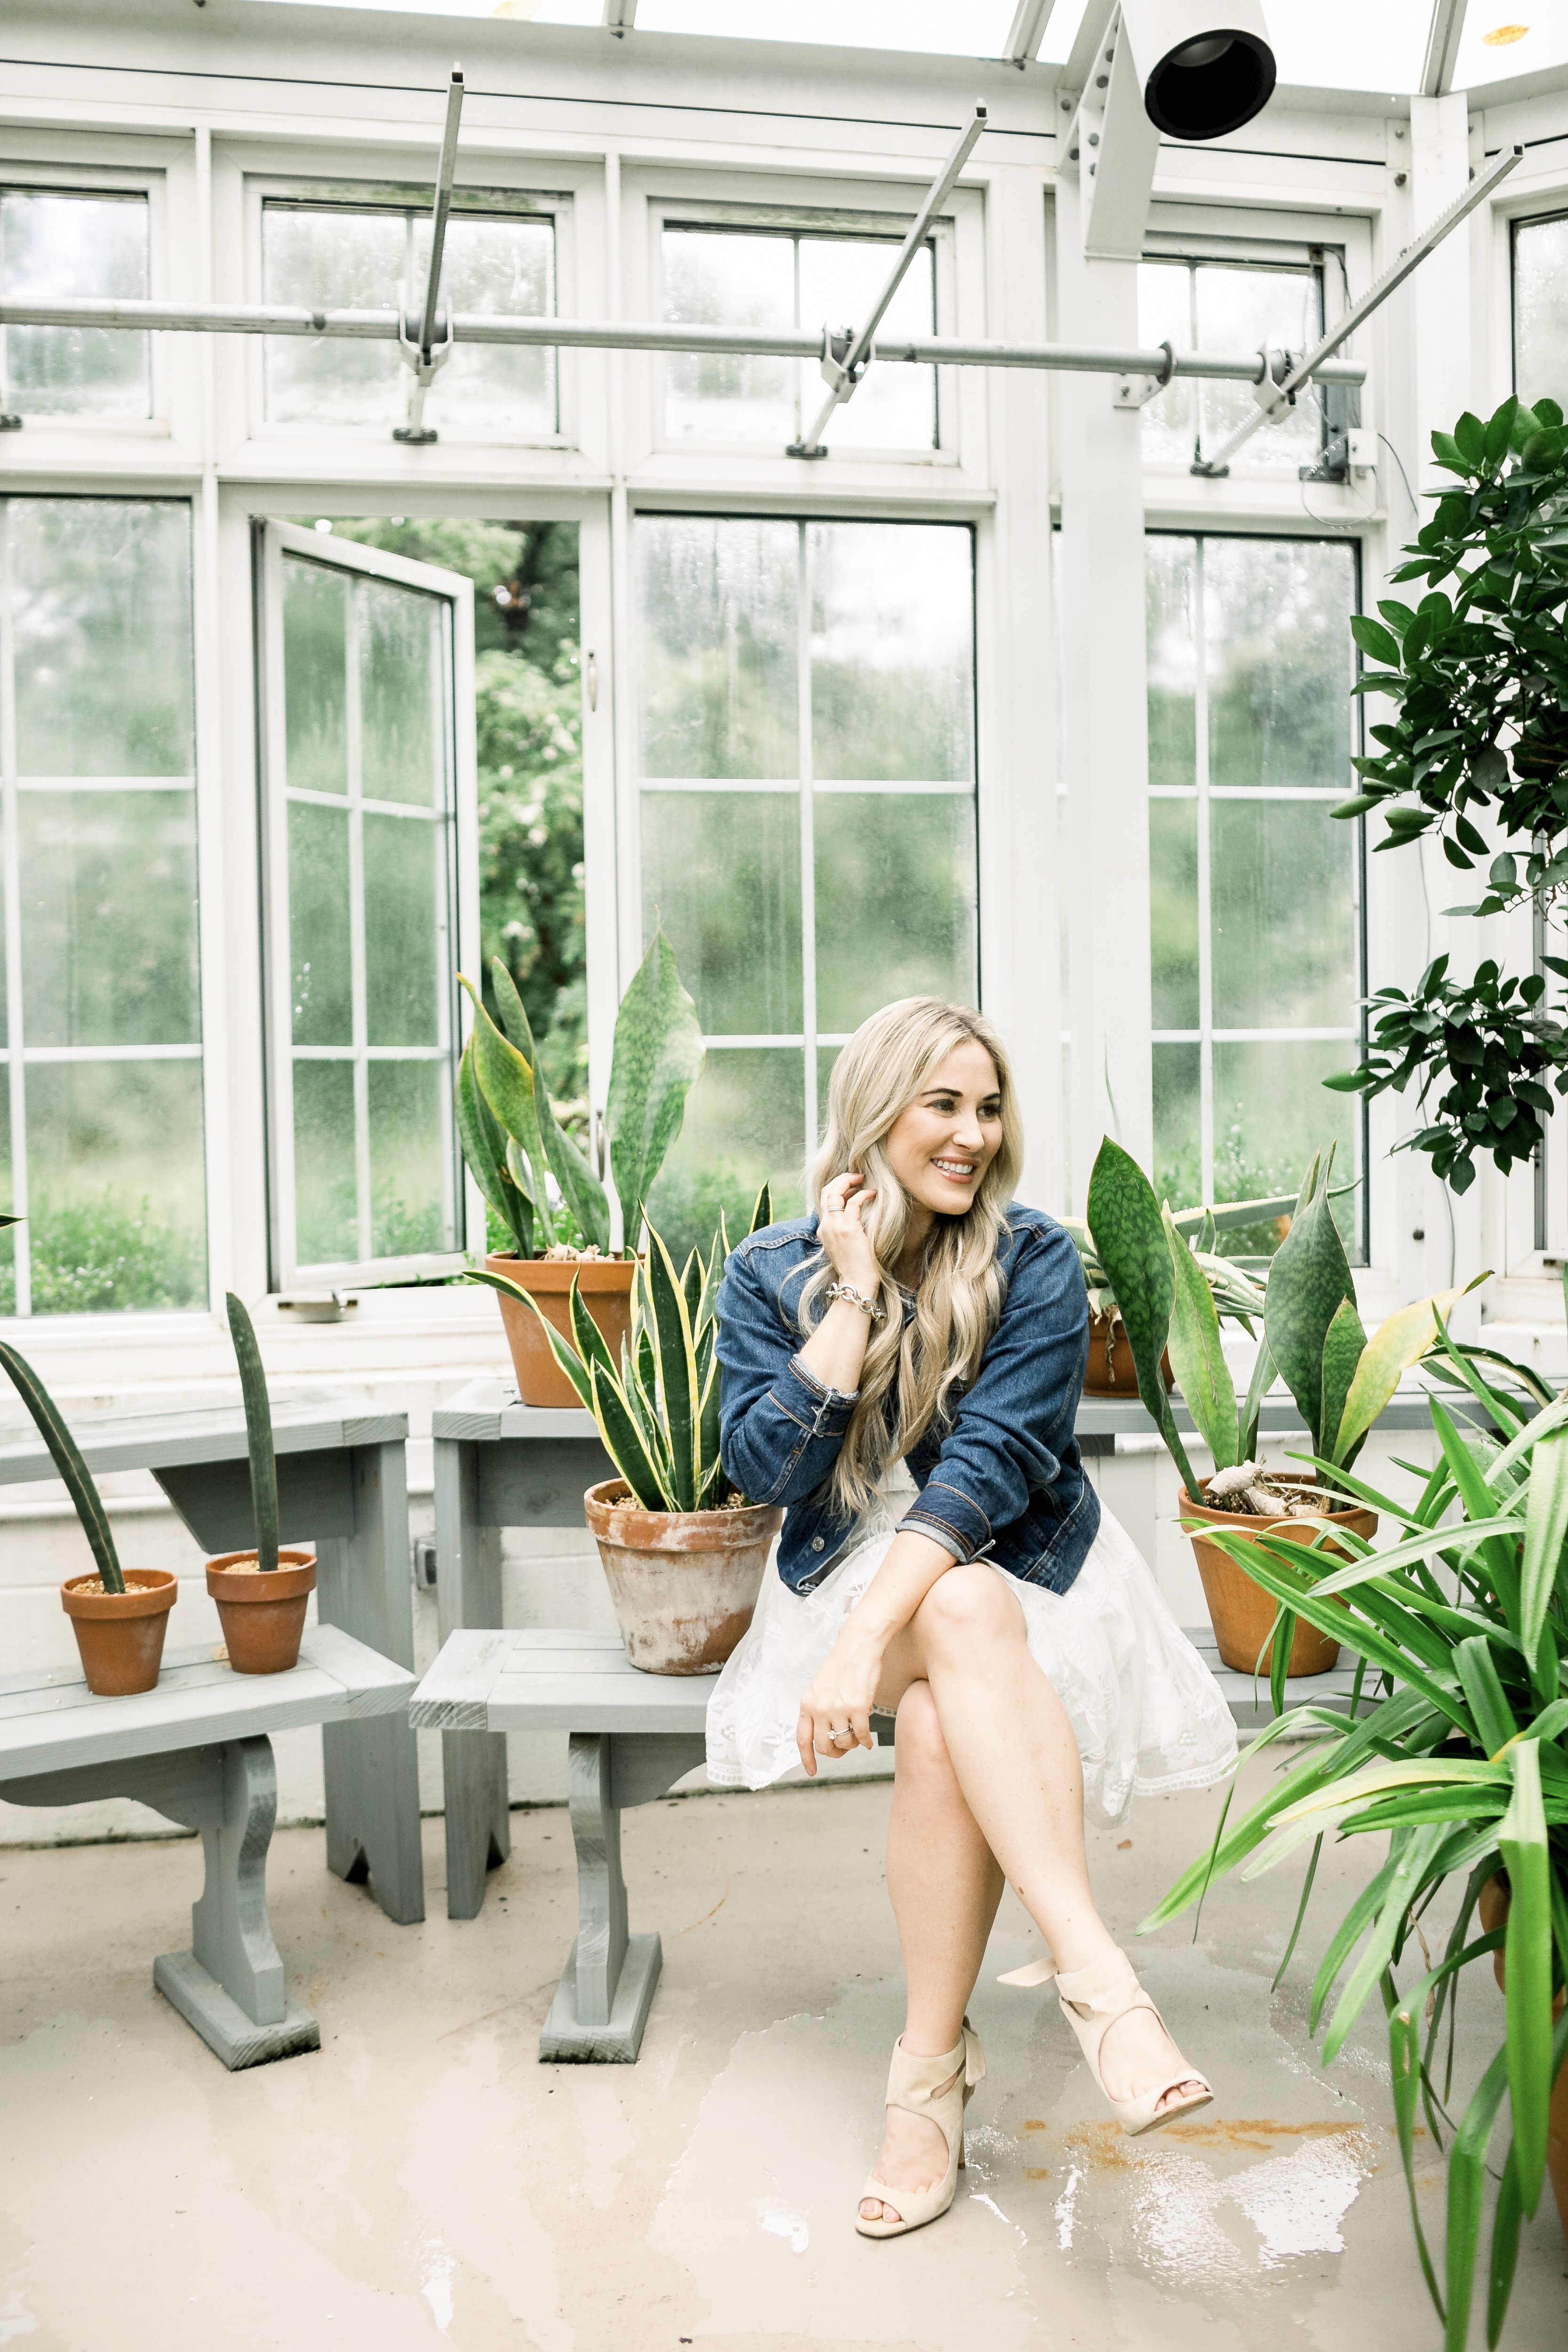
[860,1681,1005,2226]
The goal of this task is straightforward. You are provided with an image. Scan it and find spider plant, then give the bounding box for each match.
[1142,1331,1568,2352]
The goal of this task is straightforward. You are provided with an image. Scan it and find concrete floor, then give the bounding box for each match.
[0,1753,1564,2352]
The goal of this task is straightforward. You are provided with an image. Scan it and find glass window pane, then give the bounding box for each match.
[24,1059,207,1313]
[1194,265,1321,466]
[1515,215,1568,409]
[1149,797,1199,1031]
[368,1060,451,1255]
[283,558,349,796]
[1138,262,1198,464]
[1146,535,1196,788]
[292,1059,358,1266]
[641,790,802,1034]
[358,578,443,807]
[364,814,443,1047]
[10,499,194,778]
[799,235,935,451]
[288,803,352,1045]
[813,792,977,1033]
[663,230,796,444]
[418,213,556,436]
[0,1089,13,1317]
[1213,1039,1358,1239]
[809,522,973,782]
[637,517,798,779]
[1206,537,1355,790]
[263,206,407,426]
[648,1046,804,1266]
[1153,1042,1201,1212]
[1,190,150,418]
[1211,800,1357,1030]
[21,790,200,1049]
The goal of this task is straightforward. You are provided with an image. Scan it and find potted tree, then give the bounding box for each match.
[457,929,703,1408]
[1143,1341,1568,2344]
[0,1341,177,1696]
[498,1197,781,1674]
[1085,1137,1473,1677]
[204,1293,316,1675]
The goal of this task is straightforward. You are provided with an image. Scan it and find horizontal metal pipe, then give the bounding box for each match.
[0,295,1366,386]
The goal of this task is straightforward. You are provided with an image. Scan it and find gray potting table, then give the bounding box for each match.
[0,1386,424,1925]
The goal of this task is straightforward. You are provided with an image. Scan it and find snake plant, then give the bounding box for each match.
[225,1292,279,1571]
[1143,1328,1568,2352]
[0,1342,126,1592]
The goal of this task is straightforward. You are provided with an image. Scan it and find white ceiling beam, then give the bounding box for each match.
[1421,0,1467,96]
[1075,12,1159,262]
[1062,0,1120,95]
[603,0,636,36]
[1004,0,1056,65]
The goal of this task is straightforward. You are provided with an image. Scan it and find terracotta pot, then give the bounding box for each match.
[1178,1476,1376,1676]
[61,1568,178,1697]
[206,1549,317,1676]
[1479,1874,1568,2243]
[584,1478,784,1676]
[487,1253,637,1410]
[1083,1312,1174,1398]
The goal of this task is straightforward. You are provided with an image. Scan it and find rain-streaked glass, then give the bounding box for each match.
[368,1060,451,1256]
[809,523,972,781]
[813,793,976,1033]
[292,1059,359,1266]
[1148,797,1199,1031]
[24,1058,207,1313]
[263,201,556,434]
[664,230,796,444]
[1211,799,1358,1031]
[1514,215,1568,411]
[10,500,194,778]
[364,813,443,1047]
[283,558,349,795]
[359,578,443,806]
[20,791,200,1049]
[288,803,352,1045]
[797,235,935,450]
[1206,537,1355,789]
[637,516,798,779]
[0,1088,11,1317]
[647,1046,805,1264]
[1153,1041,1201,1211]
[0,190,150,418]
[1195,264,1322,466]
[640,790,802,1035]
[1146,535,1196,788]
[1213,1039,1359,1243]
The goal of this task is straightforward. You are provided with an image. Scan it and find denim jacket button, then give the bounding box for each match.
[811,1537,825,1552]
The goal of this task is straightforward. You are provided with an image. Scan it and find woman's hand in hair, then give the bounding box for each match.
[797,1627,883,1776]
[817,1169,882,1296]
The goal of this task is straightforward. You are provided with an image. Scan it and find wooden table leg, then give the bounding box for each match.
[0,1739,319,2070]
[540,1730,707,2063]
[435,1436,510,1919]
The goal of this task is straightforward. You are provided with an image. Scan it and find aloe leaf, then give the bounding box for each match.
[456,1036,533,1255]
[1320,1294,1369,1476]
[1445,2042,1512,2352]
[1239,1332,1277,1458]
[1486,2146,1525,2350]
[748,1181,773,1234]
[1498,1740,1553,2216]
[1086,1139,1196,1494]
[589,1359,674,1510]
[0,1342,124,1593]
[1323,1826,1450,2061]
[567,1278,618,1388]
[605,928,704,1246]
[1265,1147,1359,1458]
[646,1224,698,1510]
[1334,1281,1484,1465]
[1169,1191,1297,1237]
[458,974,545,1198]
[488,957,533,1054]
[1453,1635,1519,1756]
[463,1268,593,1409]
[1162,1205,1239,1470]
[1519,1422,1568,1681]
[225,1292,279,1572]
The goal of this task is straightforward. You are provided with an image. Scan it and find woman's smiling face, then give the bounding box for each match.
[882,1039,1004,1221]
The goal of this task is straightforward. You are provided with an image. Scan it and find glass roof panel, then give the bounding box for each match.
[1454,9,1568,89]
[630,2,1016,53]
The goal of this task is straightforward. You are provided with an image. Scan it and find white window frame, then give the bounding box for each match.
[255,520,479,1290]
[0,158,171,436]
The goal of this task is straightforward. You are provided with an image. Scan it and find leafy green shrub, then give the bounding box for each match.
[0,1194,205,1316]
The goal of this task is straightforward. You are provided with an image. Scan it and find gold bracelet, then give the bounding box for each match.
[827,1281,884,1322]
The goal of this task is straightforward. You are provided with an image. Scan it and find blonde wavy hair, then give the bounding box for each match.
[801,996,1023,1520]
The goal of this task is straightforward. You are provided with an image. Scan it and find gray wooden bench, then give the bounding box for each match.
[0,1624,415,2068]
[408,1624,1368,2063]
[0,1385,424,1925]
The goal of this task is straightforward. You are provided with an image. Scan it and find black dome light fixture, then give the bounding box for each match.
[1119,2,1277,142]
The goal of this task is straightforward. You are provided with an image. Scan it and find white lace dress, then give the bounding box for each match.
[705,1458,1237,1828]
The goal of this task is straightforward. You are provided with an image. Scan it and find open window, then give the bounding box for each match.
[256,523,477,1289]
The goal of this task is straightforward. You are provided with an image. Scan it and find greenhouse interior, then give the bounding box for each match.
[1,0,1568,2344]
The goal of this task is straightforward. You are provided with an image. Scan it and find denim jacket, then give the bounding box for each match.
[714,1204,1099,1597]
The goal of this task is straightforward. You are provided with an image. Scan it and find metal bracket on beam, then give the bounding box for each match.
[1112,336,1174,409]
[393,66,464,446]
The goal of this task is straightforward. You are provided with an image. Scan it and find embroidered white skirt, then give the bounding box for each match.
[704,1461,1238,1828]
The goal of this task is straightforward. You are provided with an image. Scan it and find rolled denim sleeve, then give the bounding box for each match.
[896,1220,1089,1563]
[715,1243,857,1507]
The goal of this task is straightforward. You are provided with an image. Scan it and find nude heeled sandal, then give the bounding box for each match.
[854,2021,986,2240]
[999,1948,1212,2136]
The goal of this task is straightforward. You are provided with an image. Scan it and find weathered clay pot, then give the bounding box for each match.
[1178,1476,1375,1676]
[1083,1312,1174,1398]
[584,1479,783,1676]
[1479,1873,1568,2244]
[206,1549,316,1675]
[61,1568,178,1696]
[487,1253,637,1410]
